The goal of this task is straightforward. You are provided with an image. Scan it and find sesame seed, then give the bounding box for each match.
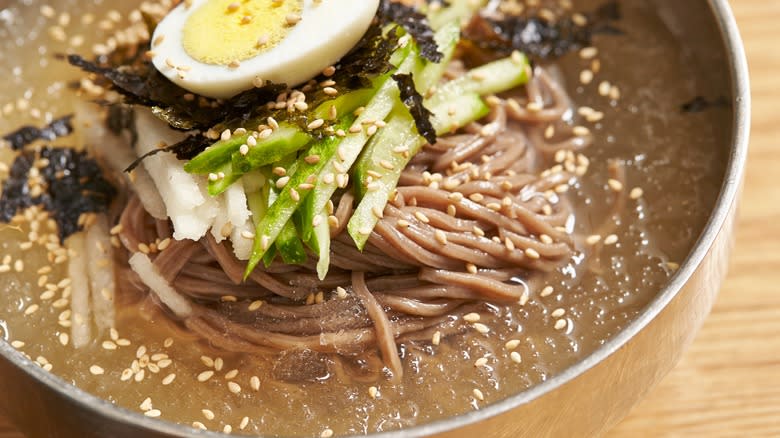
[551,308,566,318]
[609,85,621,100]
[89,365,105,375]
[463,313,481,323]
[414,212,430,223]
[579,69,594,85]
[573,126,590,137]
[475,357,489,367]
[473,388,485,401]
[473,323,490,334]
[598,81,612,96]
[224,369,239,380]
[24,304,39,315]
[201,409,215,420]
[604,234,619,245]
[630,187,644,199]
[227,381,242,394]
[162,373,176,385]
[240,416,250,430]
[102,341,117,350]
[197,370,214,382]
[466,263,478,274]
[432,331,441,346]
[144,409,161,418]
[525,248,541,259]
[434,230,448,245]
[285,13,301,25]
[192,422,207,430]
[580,46,598,59]
[368,386,379,399]
[214,357,224,371]
[140,397,153,411]
[540,286,554,297]
[276,176,290,189]
[510,351,523,364]
[554,319,568,330]
[608,178,624,192]
[321,429,334,438]
[307,119,325,130]
[505,339,521,350]
[586,234,602,245]
[504,237,516,251]
[250,376,261,391]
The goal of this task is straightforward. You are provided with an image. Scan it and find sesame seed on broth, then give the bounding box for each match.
[0,0,730,436]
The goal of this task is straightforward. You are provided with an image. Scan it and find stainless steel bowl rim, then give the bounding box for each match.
[0,0,751,437]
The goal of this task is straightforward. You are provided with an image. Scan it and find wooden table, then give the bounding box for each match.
[0,0,777,437]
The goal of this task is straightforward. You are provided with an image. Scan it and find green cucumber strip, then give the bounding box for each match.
[275,220,307,265]
[428,0,487,30]
[206,162,242,196]
[310,207,331,281]
[262,245,277,268]
[351,23,459,201]
[348,93,489,250]
[262,43,422,260]
[231,124,312,173]
[312,88,377,121]
[298,38,429,243]
[416,22,460,93]
[184,134,249,175]
[244,118,356,277]
[186,88,375,176]
[427,53,531,107]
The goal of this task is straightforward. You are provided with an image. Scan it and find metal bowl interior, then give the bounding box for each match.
[0,0,749,437]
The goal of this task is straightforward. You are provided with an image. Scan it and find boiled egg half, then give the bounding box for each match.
[150,0,380,99]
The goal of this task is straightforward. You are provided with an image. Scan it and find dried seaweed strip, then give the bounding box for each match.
[393,73,437,144]
[379,0,442,63]
[463,1,622,60]
[0,147,116,241]
[2,115,74,150]
[681,96,730,113]
[124,135,212,173]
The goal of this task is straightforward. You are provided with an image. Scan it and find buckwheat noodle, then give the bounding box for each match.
[114,66,592,381]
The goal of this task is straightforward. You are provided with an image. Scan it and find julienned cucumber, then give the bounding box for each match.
[346,53,531,250]
[348,93,489,250]
[427,53,531,107]
[243,40,419,277]
[299,22,460,251]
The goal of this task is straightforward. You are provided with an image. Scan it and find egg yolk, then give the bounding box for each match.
[182,0,303,66]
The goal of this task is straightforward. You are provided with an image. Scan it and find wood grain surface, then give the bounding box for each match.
[0,0,776,437]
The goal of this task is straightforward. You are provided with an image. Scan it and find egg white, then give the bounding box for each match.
[151,0,380,99]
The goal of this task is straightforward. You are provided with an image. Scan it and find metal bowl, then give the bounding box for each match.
[0,0,749,437]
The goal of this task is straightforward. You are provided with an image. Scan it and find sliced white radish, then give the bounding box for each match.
[128,252,193,319]
[66,232,92,348]
[86,215,116,333]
